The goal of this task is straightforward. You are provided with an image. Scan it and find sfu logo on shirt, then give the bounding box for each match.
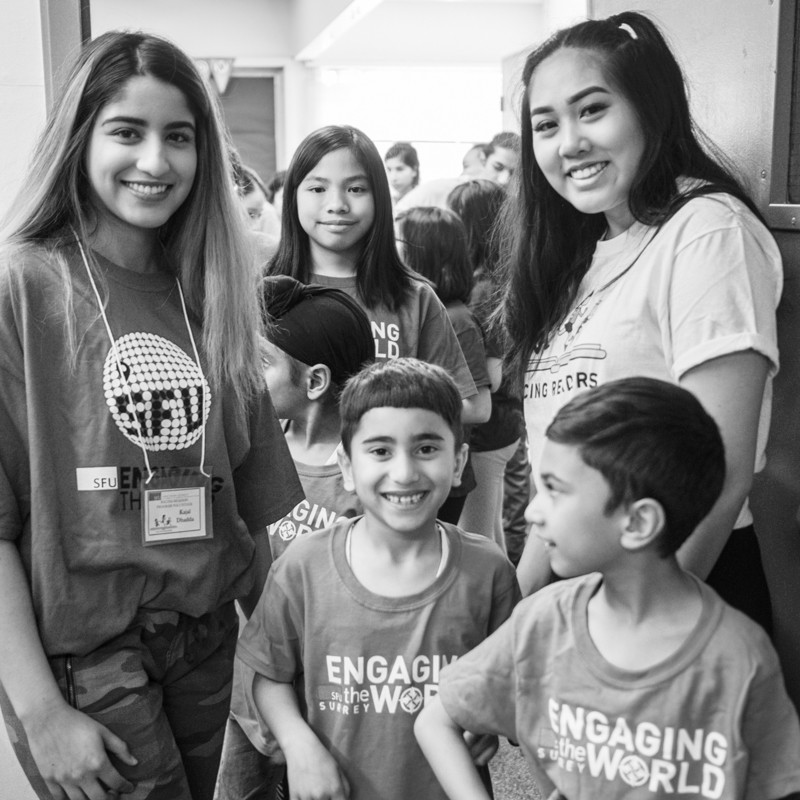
[103,332,211,452]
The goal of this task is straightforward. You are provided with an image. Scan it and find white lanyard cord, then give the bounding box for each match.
[73,234,208,482]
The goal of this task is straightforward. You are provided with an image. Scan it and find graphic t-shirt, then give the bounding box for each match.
[0,245,303,655]
[523,193,781,527]
[267,457,360,560]
[310,273,477,400]
[233,450,361,753]
[237,518,520,800]
[439,573,800,799]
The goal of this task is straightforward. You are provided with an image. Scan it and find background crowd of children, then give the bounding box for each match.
[1,10,800,800]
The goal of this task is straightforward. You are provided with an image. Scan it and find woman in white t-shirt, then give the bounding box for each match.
[500,11,781,633]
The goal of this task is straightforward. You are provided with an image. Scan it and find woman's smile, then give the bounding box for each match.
[528,47,645,237]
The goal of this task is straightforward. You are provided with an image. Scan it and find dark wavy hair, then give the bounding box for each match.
[547,377,725,556]
[447,179,506,276]
[268,125,415,312]
[499,11,760,381]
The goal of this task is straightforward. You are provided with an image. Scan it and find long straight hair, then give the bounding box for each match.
[447,178,506,278]
[0,31,262,401]
[396,207,473,304]
[499,11,761,381]
[268,125,415,312]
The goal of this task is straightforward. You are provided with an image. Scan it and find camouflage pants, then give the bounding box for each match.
[1,603,238,800]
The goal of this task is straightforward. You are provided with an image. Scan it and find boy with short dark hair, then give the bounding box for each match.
[236,358,520,800]
[416,377,800,799]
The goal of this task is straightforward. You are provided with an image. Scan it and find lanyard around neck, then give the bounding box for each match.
[73,235,209,483]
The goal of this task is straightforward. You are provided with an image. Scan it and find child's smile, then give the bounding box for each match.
[383,490,427,506]
[340,407,467,539]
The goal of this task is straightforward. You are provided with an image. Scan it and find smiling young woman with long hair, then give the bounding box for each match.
[0,31,301,800]
[500,12,781,634]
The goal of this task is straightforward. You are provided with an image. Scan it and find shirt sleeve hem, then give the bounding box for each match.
[246,488,306,533]
[236,642,297,684]
[672,333,779,381]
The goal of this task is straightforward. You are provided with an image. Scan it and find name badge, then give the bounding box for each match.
[142,468,213,546]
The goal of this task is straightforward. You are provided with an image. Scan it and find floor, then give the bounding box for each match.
[491,738,542,800]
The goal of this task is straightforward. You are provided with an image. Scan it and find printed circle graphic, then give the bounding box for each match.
[619,754,649,787]
[278,520,297,541]
[399,687,423,714]
[103,332,211,451]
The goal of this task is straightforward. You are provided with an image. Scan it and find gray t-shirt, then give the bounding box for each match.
[311,273,477,400]
[0,244,302,654]
[237,518,520,800]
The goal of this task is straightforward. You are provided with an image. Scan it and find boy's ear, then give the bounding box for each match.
[620,497,666,552]
[450,442,469,488]
[337,446,355,493]
[306,364,332,400]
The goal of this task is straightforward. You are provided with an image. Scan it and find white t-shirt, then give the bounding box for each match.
[523,193,781,527]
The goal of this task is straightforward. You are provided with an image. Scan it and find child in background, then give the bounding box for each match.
[0,32,302,800]
[462,143,489,177]
[267,124,488,426]
[216,274,374,800]
[396,206,491,527]
[384,141,420,204]
[235,163,282,239]
[447,179,526,561]
[476,132,520,187]
[237,358,521,800]
[416,378,800,799]
[260,275,374,558]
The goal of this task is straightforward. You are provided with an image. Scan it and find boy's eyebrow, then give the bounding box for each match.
[530,85,610,116]
[360,432,447,444]
[100,115,195,131]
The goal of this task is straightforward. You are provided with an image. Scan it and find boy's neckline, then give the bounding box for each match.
[283,419,341,466]
[574,573,721,685]
[346,521,448,577]
[339,517,452,601]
